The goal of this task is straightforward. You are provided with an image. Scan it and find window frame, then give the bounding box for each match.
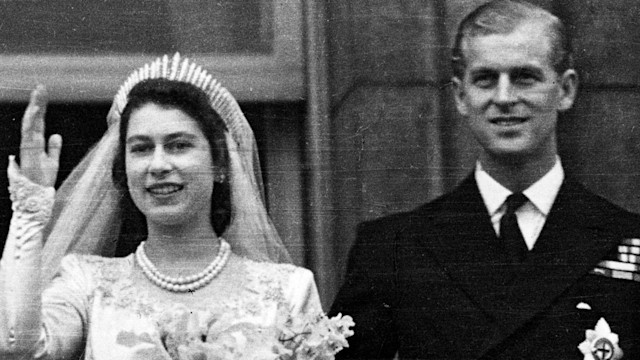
[0,0,303,102]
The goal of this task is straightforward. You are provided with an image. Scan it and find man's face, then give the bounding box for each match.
[453,21,577,161]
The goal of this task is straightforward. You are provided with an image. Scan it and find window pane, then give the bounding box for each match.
[0,0,272,55]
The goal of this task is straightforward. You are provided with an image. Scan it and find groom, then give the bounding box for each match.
[330,1,640,359]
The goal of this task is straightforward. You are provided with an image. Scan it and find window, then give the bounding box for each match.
[0,0,303,102]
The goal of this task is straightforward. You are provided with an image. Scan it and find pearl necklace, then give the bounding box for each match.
[136,239,231,292]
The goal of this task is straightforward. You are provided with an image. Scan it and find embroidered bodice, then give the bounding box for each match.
[0,160,355,360]
[37,253,320,360]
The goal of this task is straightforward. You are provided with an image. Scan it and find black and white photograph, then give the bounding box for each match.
[0,1,638,359]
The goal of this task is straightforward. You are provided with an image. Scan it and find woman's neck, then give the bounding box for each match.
[142,220,221,274]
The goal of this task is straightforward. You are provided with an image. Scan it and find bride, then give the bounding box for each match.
[0,54,352,360]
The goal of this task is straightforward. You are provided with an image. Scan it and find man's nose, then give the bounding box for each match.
[149,147,171,175]
[493,75,517,106]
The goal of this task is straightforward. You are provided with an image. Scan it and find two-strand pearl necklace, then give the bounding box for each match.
[136,239,231,292]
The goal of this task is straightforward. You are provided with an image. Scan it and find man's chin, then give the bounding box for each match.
[482,146,542,165]
[485,143,531,158]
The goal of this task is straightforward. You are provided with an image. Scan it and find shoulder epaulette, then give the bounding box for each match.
[590,238,640,282]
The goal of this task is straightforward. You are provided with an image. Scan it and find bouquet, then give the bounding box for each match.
[155,306,354,360]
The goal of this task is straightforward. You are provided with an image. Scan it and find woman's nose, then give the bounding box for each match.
[149,147,172,175]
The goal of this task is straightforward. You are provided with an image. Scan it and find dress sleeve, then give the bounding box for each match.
[0,156,54,357]
[286,267,323,316]
[2,156,55,263]
[0,157,85,360]
[35,255,90,359]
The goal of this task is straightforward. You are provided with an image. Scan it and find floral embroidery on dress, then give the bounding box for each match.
[75,255,299,322]
[247,259,296,304]
[70,255,353,360]
[7,156,55,224]
[78,254,160,317]
[148,259,354,360]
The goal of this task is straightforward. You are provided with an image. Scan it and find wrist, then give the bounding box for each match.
[7,156,55,224]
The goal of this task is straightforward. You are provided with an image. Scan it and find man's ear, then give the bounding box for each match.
[558,69,578,112]
[452,76,469,116]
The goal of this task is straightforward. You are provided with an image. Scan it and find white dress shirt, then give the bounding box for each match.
[475,158,564,250]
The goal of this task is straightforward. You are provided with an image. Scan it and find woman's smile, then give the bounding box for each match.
[146,183,184,196]
[125,103,216,227]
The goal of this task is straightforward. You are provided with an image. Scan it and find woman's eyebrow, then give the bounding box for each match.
[164,132,199,142]
[126,132,198,144]
[125,134,151,144]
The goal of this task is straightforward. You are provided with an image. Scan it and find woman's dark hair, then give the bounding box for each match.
[111,78,231,256]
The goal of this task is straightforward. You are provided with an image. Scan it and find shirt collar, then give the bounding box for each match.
[475,157,564,216]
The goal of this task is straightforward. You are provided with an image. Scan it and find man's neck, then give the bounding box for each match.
[479,152,558,193]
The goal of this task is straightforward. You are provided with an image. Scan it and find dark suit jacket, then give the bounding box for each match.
[331,175,640,359]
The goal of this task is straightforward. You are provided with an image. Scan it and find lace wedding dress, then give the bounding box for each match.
[1,54,353,360]
[1,162,326,360]
[41,253,319,360]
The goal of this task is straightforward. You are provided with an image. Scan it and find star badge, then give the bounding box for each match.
[578,318,623,360]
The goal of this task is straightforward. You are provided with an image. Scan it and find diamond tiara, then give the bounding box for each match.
[107,53,251,148]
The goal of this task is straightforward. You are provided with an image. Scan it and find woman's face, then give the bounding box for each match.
[125,103,216,227]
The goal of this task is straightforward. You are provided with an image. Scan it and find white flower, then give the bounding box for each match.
[156,306,353,360]
[578,318,623,360]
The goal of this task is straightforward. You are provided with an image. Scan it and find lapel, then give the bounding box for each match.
[419,176,622,357]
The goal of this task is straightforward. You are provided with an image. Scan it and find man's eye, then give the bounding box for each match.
[513,71,539,85]
[472,74,496,88]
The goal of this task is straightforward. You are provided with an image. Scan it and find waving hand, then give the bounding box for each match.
[19,85,62,187]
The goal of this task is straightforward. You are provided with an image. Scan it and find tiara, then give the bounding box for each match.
[107,53,252,148]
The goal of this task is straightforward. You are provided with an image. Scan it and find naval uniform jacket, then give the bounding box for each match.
[331,175,640,359]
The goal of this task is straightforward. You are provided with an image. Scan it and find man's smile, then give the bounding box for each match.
[489,116,529,126]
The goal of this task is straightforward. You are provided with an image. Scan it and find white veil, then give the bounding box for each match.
[41,53,291,282]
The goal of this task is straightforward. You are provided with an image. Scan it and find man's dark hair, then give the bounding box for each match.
[452,0,573,78]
